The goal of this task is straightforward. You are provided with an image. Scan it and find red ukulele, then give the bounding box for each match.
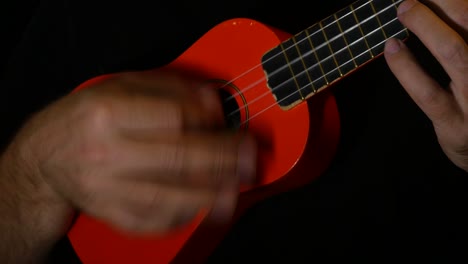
[68,0,408,263]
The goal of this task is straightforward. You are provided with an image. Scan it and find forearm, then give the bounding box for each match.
[0,141,74,264]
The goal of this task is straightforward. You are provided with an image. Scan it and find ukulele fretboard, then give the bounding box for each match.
[261,0,409,109]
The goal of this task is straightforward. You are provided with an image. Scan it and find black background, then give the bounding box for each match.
[2,0,468,263]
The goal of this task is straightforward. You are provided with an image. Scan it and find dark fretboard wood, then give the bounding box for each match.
[261,0,409,110]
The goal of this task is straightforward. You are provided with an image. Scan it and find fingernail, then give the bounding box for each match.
[237,136,257,185]
[398,0,417,15]
[385,38,403,55]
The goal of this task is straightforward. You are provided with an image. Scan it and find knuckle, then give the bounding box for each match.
[438,35,468,69]
[79,98,114,132]
[454,4,468,30]
[75,101,116,164]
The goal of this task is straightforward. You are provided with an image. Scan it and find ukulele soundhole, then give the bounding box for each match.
[218,88,241,130]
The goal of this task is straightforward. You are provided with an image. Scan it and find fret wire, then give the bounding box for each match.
[370,0,388,39]
[262,0,403,79]
[350,4,374,57]
[305,28,330,85]
[246,27,408,124]
[234,0,380,105]
[298,0,373,53]
[302,27,407,95]
[279,43,305,99]
[288,0,402,75]
[263,0,376,78]
[334,13,358,68]
[261,0,405,104]
[390,0,399,12]
[263,0,402,76]
[273,16,404,98]
[319,21,344,77]
[309,16,402,83]
[292,36,317,93]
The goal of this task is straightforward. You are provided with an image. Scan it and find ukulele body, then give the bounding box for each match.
[68,18,341,264]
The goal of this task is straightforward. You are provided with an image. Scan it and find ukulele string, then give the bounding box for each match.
[225,0,403,121]
[240,26,407,126]
[221,0,376,102]
[242,0,403,106]
[227,14,404,124]
[217,0,403,117]
[229,15,402,123]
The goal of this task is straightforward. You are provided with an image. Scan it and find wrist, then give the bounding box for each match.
[0,136,75,262]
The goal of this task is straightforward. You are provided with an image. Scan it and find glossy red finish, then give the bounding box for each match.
[68,18,341,264]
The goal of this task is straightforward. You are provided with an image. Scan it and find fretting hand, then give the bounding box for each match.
[385,0,468,171]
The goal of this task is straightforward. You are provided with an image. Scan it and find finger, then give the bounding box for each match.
[117,70,225,126]
[83,85,223,133]
[397,0,468,87]
[83,180,217,234]
[115,132,257,187]
[424,0,468,38]
[115,70,204,102]
[384,38,460,125]
[206,178,239,224]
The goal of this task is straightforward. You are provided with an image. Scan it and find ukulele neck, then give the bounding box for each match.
[261,0,409,110]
